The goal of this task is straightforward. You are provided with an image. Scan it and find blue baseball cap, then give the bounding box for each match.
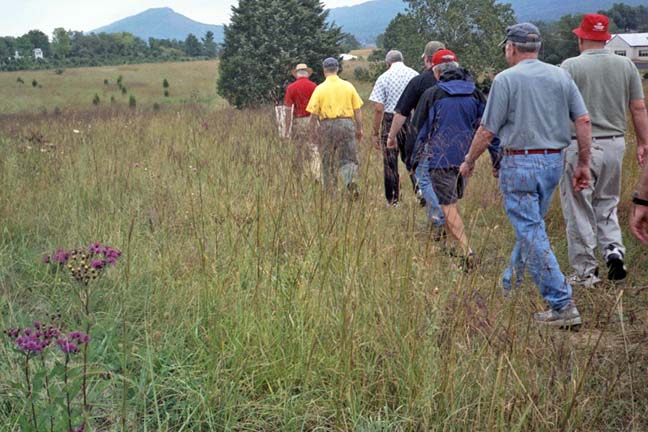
[499,23,542,47]
[322,57,339,69]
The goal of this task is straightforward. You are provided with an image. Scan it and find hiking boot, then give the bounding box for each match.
[567,269,601,288]
[460,252,479,273]
[604,246,627,282]
[431,226,447,242]
[347,182,360,201]
[534,301,581,328]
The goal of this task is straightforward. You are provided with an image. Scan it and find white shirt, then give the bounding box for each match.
[369,62,419,114]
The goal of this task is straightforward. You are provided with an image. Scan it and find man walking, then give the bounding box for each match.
[386,41,446,221]
[413,49,499,268]
[369,50,418,205]
[560,13,648,285]
[459,23,592,327]
[307,57,364,198]
[284,63,320,179]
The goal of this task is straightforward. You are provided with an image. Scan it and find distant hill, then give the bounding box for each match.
[91,1,647,45]
[91,7,224,42]
[328,0,406,44]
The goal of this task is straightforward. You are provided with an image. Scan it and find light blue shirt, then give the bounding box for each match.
[482,59,588,150]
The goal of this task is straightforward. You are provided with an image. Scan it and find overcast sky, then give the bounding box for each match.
[1,0,369,37]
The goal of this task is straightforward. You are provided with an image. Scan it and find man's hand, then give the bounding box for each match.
[572,163,591,192]
[638,144,648,167]
[373,134,381,151]
[356,128,364,142]
[459,161,475,177]
[630,205,648,244]
[492,167,499,178]
[386,135,397,149]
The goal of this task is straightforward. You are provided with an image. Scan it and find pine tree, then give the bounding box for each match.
[218,0,343,109]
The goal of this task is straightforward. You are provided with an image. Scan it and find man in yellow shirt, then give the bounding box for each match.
[307,57,364,198]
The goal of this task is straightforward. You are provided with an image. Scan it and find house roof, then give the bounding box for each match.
[609,33,648,47]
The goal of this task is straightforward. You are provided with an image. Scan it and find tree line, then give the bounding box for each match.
[0,28,221,71]
[374,2,648,71]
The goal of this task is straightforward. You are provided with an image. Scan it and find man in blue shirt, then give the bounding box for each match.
[412,49,499,269]
[459,23,592,328]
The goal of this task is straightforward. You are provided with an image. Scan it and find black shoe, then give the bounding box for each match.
[431,226,447,242]
[347,182,360,201]
[461,252,479,273]
[605,246,627,281]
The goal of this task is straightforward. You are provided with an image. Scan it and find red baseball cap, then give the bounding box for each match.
[573,13,612,41]
[432,49,458,67]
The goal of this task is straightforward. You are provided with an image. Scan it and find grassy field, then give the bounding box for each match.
[0,60,225,114]
[0,61,647,431]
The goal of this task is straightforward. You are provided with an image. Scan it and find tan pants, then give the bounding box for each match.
[292,116,321,180]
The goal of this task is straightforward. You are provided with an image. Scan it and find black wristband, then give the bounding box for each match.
[632,192,648,207]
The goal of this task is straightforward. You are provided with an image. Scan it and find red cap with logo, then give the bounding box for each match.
[432,49,458,67]
[572,13,612,41]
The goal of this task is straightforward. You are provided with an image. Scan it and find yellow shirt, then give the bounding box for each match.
[306,75,363,119]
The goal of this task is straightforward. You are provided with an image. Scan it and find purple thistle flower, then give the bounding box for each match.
[51,248,70,264]
[88,242,102,253]
[90,259,105,269]
[34,321,42,329]
[23,328,33,336]
[57,338,79,354]
[69,331,90,344]
[44,255,51,264]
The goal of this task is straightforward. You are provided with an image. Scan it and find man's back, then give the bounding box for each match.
[285,78,317,118]
[370,62,418,114]
[308,75,362,119]
[483,59,586,150]
[562,49,644,136]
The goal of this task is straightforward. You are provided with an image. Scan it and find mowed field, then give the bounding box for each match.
[0,61,647,430]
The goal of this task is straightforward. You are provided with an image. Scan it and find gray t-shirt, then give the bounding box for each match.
[561,49,644,137]
[482,59,588,150]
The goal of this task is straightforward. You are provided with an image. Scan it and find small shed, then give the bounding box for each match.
[33,48,44,60]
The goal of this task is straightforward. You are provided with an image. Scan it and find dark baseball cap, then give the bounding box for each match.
[322,57,339,69]
[499,23,542,46]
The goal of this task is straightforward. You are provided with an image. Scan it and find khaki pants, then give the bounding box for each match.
[292,116,321,180]
[318,118,358,192]
[559,137,626,276]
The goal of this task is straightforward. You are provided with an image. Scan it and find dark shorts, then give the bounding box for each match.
[430,168,466,205]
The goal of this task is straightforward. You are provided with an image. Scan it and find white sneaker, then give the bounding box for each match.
[567,272,601,287]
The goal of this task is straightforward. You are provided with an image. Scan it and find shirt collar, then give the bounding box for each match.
[326,75,341,82]
[582,48,610,55]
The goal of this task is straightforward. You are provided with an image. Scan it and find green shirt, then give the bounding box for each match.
[561,49,644,137]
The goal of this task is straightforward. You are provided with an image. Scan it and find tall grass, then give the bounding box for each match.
[0,98,647,430]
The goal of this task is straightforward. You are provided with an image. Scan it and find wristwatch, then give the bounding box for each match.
[464,155,475,166]
[632,192,648,207]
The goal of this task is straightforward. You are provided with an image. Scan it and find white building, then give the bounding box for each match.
[339,53,358,61]
[33,48,44,60]
[14,50,21,60]
[607,33,648,69]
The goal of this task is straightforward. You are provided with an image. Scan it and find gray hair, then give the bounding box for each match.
[432,61,459,74]
[511,41,541,53]
[295,70,310,78]
[385,50,404,65]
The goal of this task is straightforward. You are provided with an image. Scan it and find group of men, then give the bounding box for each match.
[283,14,648,328]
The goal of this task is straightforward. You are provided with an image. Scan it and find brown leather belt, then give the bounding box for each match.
[504,149,562,156]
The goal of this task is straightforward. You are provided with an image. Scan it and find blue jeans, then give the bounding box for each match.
[415,156,445,227]
[499,153,572,310]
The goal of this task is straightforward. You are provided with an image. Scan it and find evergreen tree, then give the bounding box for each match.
[202,31,218,58]
[184,34,201,57]
[218,0,343,109]
[380,13,428,70]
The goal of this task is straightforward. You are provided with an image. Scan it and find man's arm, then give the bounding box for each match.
[572,114,592,192]
[630,99,648,166]
[459,126,495,177]
[630,162,648,244]
[372,103,384,150]
[386,113,407,149]
[354,108,364,142]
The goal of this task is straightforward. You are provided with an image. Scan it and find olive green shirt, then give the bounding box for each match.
[561,48,644,137]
